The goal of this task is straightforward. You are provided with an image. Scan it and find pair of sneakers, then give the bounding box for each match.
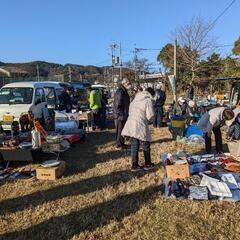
[131,163,155,172]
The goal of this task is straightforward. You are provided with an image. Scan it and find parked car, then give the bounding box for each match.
[0,82,62,130]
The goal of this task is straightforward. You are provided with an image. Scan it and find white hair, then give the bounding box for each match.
[121,78,129,85]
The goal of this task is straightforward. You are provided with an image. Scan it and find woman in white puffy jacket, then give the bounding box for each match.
[121,87,155,172]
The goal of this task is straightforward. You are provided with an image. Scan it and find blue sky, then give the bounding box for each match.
[0,0,239,68]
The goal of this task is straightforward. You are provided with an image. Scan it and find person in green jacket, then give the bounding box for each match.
[88,87,102,130]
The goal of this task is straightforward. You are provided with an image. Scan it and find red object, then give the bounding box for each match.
[63,134,80,144]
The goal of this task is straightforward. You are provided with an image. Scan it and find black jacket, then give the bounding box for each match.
[113,85,130,121]
[187,86,194,100]
[154,89,166,108]
[59,91,72,113]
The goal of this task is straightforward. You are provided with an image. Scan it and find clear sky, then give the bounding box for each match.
[0,0,239,68]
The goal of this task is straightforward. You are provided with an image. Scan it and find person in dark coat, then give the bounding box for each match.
[59,87,73,113]
[228,113,240,140]
[113,78,131,150]
[153,84,166,128]
[186,84,194,100]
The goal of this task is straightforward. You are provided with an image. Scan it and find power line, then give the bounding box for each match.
[211,0,237,26]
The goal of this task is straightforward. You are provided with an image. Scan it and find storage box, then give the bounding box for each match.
[36,161,66,180]
[227,141,240,158]
[165,163,190,180]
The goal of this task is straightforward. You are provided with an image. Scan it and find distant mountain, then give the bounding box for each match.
[0,60,134,83]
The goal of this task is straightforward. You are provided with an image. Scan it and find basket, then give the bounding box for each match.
[171,119,186,128]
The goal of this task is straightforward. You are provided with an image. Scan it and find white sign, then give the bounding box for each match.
[139,73,163,79]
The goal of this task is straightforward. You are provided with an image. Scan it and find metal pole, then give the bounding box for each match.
[134,48,137,81]
[119,41,122,81]
[68,65,72,82]
[174,40,177,80]
[36,65,40,82]
[174,39,177,101]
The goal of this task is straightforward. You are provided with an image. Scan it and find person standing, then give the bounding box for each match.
[121,88,155,171]
[198,107,234,154]
[59,87,73,113]
[153,84,166,128]
[113,78,131,150]
[186,84,194,100]
[89,87,102,130]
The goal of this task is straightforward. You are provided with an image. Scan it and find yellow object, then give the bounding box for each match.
[171,120,186,128]
[3,115,14,122]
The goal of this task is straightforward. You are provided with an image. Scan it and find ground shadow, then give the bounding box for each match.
[0,185,159,240]
[0,168,157,216]
[151,138,173,144]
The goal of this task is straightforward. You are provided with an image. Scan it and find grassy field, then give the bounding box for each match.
[1,127,240,240]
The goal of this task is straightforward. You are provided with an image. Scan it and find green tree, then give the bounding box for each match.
[232,37,240,56]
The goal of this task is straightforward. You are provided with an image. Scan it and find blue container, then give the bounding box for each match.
[186,124,204,137]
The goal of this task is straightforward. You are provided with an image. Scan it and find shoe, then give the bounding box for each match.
[115,146,123,151]
[131,165,144,172]
[144,163,155,171]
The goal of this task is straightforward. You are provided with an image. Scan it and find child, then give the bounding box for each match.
[121,87,155,172]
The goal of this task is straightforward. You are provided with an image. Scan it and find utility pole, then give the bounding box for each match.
[36,65,40,82]
[134,47,138,81]
[174,39,177,81]
[119,41,122,81]
[174,39,177,102]
[68,65,72,82]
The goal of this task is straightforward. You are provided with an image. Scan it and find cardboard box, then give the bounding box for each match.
[227,141,240,158]
[165,163,190,180]
[36,161,66,180]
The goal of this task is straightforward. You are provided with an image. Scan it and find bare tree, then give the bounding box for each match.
[174,16,217,83]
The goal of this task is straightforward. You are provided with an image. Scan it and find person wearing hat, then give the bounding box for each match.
[198,107,234,154]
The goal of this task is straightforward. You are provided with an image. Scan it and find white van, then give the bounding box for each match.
[0,82,63,130]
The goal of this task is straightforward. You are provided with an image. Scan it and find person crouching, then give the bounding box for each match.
[121,87,155,172]
[198,107,234,154]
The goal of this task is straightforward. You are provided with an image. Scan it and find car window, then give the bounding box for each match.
[44,87,56,105]
[0,87,33,104]
[35,88,46,103]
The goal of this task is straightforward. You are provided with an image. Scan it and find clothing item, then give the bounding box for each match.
[188,186,208,200]
[228,122,240,140]
[92,109,101,128]
[89,90,101,110]
[204,127,223,154]
[154,89,166,108]
[187,85,194,100]
[131,138,151,168]
[198,107,226,134]
[115,119,126,147]
[59,91,72,113]
[113,85,130,121]
[153,106,164,128]
[122,91,154,142]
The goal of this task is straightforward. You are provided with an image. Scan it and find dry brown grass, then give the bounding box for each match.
[0,127,240,240]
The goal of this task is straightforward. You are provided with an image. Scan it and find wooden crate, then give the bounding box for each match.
[36,161,66,180]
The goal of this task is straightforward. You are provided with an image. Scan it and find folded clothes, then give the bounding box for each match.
[224,163,240,173]
[189,186,208,200]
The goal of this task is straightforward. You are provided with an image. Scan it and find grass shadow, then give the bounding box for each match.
[0,185,159,240]
[0,169,151,216]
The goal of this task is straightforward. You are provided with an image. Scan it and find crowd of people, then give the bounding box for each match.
[58,79,240,173]
[111,78,240,172]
